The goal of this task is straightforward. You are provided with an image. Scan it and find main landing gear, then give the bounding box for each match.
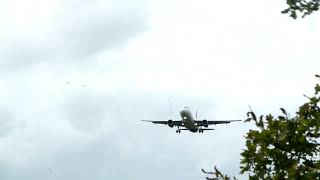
[176,127,181,133]
[199,129,204,133]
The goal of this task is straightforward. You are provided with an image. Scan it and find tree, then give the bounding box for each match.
[203,75,320,179]
[282,0,320,19]
[202,167,236,180]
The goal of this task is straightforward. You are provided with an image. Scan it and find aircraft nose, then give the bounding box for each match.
[180,107,188,116]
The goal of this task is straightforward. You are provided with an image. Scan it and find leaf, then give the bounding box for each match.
[290,11,298,19]
[280,108,287,116]
[212,76,320,179]
[247,111,257,121]
[287,0,295,6]
[244,118,251,122]
[315,84,320,94]
[281,9,290,14]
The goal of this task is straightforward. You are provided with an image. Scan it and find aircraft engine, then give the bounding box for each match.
[202,120,208,127]
[168,120,174,128]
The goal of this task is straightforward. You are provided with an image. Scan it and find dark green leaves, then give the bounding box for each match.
[282,0,320,19]
[315,84,320,94]
[204,76,320,179]
[202,167,236,180]
[240,75,320,179]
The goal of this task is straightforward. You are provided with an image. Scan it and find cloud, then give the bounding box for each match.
[0,0,148,71]
[0,69,246,180]
[1,0,320,180]
[0,108,17,138]
[63,91,109,132]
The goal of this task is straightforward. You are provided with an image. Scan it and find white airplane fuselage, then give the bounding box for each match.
[180,107,198,132]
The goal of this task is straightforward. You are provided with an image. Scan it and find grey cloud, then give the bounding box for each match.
[0,108,19,138]
[63,92,108,132]
[61,91,246,179]
[51,0,148,58]
[0,87,248,180]
[0,0,148,71]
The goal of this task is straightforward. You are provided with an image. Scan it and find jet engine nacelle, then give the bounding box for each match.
[202,120,208,127]
[168,120,174,128]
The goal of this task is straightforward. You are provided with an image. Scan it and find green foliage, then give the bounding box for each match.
[282,0,320,19]
[203,75,320,179]
[202,167,237,180]
[240,74,320,179]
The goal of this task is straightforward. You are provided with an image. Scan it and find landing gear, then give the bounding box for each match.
[176,127,181,133]
[199,129,204,133]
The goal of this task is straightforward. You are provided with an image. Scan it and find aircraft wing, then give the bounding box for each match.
[141,120,183,127]
[195,120,241,126]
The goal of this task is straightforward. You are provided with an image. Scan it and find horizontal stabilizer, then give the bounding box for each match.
[201,128,215,131]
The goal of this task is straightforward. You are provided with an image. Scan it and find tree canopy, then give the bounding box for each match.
[204,75,320,179]
[283,0,320,19]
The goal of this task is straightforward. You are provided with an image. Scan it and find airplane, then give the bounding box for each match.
[142,106,241,133]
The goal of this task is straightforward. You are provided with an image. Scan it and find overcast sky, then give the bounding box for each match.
[1,0,320,180]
